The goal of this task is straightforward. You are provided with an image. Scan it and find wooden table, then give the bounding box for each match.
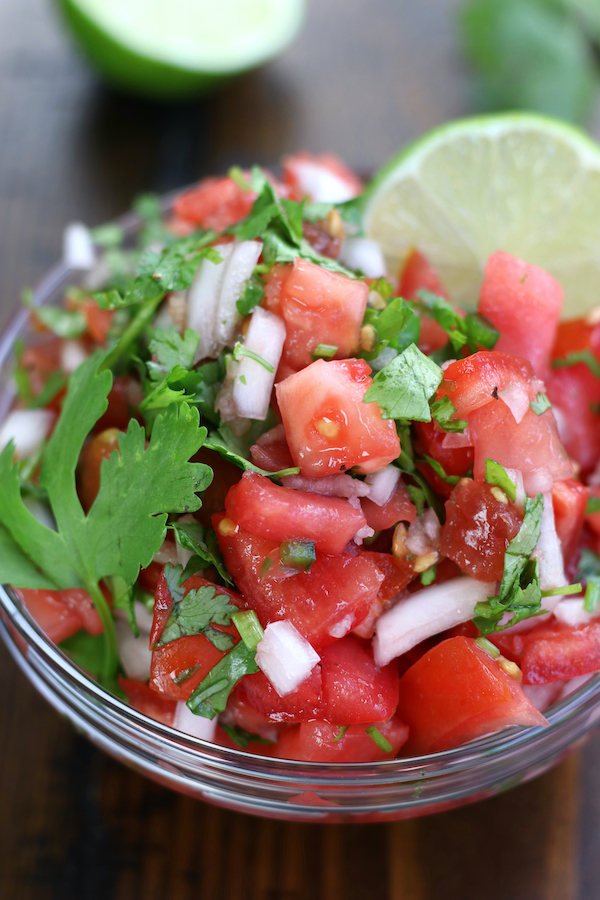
[1,1,599,897]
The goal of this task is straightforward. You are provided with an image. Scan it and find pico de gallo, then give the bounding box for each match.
[2,151,600,762]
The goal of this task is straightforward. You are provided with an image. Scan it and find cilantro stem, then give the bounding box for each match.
[86,579,119,686]
[100,292,164,372]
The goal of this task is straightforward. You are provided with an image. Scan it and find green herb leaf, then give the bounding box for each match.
[365,725,393,753]
[364,343,443,421]
[236,276,265,317]
[360,297,420,362]
[26,300,87,339]
[416,291,499,353]
[484,458,517,502]
[280,538,317,572]
[430,395,468,433]
[530,392,552,415]
[219,722,274,749]
[578,548,600,613]
[552,349,600,378]
[147,327,200,379]
[156,562,237,649]
[421,455,461,486]
[231,610,264,650]
[586,496,600,514]
[170,519,232,584]
[186,641,259,719]
[420,564,437,586]
[332,725,350,743]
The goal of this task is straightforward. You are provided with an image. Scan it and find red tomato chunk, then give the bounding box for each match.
[273,717,409,763]
[320,634,399,724]
[15,587,103,645]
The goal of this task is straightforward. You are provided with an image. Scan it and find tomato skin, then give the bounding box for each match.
[173,176,256,232]
[512,621,600,684]
[214,515,384,649]
[439,351,538,418]
[361,482,416,531]
[150,634,228,701]
[413,419,474,498]
[546,365,600,474]
[276,358,400,477]
[119,677,176,726]
[241,665,323,722]
[276,258,369,371]
[273,717,409,762]
[359,551,415,602]
[224,471,366,555]
[397,637,547,755]
[78,427,120,511]
[319,635,399,724]
[81,298,114,345]
[398,248,452,354]
[441,478,523,581]
[552,478,588,573]
[15,587,103,644]
[478,250,563,379]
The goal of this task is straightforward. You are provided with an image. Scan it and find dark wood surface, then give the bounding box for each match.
[1,1,600,897]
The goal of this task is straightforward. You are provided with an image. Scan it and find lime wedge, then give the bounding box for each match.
[57,0,305,98]
[363,113,600,317]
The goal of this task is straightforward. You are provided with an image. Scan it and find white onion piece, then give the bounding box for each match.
[499,382,530,424]
[365,464,400,507]
[173,702,217,741]
[532,492,566,604]
[553,598,593,627]
[188,243,234,362]
[0,408,54,459]
[152,540,179,566]
[232,307,286,420]
[61,340,88,373]
[216,240,263,347]
[504,467,525,512]
[256,621,320,697]
[114,603,153,681]
[522,682,563,712]
[405,508,440,557]
[442,430,472,449]
[339,238,387,278]
[289,160,357,203]
[281,473,370,498]
[373,577,496,667]
[63,222,95,270]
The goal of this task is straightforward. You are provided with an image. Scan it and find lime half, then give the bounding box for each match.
[57,0,305,99]
[363,113,600,317]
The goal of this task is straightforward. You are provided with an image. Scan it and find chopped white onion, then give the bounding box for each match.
[329,614,355,639]
[232,307,286,420]
[114,602,154,681]
[504,467,525,512]
[216,240,263,346]
[373,577,496,667]
[553,598,593,627]
[339,238,387,278]
[522,682,563,712]
[256,620,320,697]
[281,473,370,498]
[365,464,400,507]
[532,492,566,604]
[0,408,54,459]
[405,509,440,557]
[188,243,234,362]
[60,339,88,373]
[63,222,95,270]
[499,382,530,424]
[289,160,357,203]
[173,702,217,741]
[442,430,472,449]
[152,540,179,566]
[353,523,375,545]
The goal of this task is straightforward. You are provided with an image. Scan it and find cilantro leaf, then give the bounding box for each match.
[551,349,600,378]
[236,274,265,317]
[416,291,499,353]
[473,493,545,633]
[147,327,200,379]
[530,392,552,415]
[577,548,600,613]
[170,519,232,584]
[421,455,460,486]
[186,641,259,719]
[204,422,300,480]
[484,458,517,502]
[361,297,421,362]
[430,395,468,433]
[219,723,274,749]
[156,564,238,650]
[586,497,600,515]
[364,343,443,421]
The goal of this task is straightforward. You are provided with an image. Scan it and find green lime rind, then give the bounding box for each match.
[363,112,600,316]
[56,0,305,99]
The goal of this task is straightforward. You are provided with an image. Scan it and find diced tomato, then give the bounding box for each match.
[469,401,573,494]
[81,298,114,345]
[276,358,400,476]
[262,264,293,318]
[359,551,415,602]
[150,634,228,702]
[552,479,588,574]
[276,258,369,371]
[119,677,176,726]
[20,337,62,396]
[241,665,323,722]
[413,419,474,498]
[441,478,523,581]
[319,635,399,724]
[219,683,280,741]
[398,248,452,354]
[478,251,563,380]
[150,571,243,649]
[94,374,143,433]
[517,621,600,685]
[397,636,547,754]
[439,351,539,418]
[281,152,363,203]
[214,515,384,648]
[249,424,295,473]
[15,586,103,644]
[361,482,416,531]
[78,427,120,511]
[224,471,366,555]
[273,717,409,762]
[138,561,164,595]
[173,176,256,232]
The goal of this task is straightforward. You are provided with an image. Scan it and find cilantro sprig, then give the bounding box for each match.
[416,291,500,354]
[155,563,238,651]
[0,352,212,683]
[364,343,443,421]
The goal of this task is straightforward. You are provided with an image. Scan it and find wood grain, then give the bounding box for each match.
[1,0,600,898]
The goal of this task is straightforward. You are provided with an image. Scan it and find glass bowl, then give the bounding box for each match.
[2,209,600,824]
